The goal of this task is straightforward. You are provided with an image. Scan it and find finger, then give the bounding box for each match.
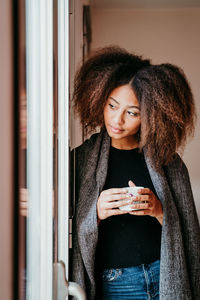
[20,202,28,207]
[109,209,130,216]
[138,188,152,195]
[128,180,136,187]
[132,195,150,201]
[20,209,27,217]
[108,199,132,208]
[130,201,151,210]
[103,188,128,195]
[129,209,152,216]
[106,193,132,202]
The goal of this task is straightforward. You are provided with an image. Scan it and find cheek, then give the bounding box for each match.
[136,118,141,127]
[103,108,107,122]
[103,106,110,123]
[128,118,141,131]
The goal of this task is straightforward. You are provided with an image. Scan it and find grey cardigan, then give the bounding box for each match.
[72,129,200,299]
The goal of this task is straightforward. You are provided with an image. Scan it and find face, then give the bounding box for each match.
[103,84,141,149]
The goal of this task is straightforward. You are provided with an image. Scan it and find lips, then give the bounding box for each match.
[109,125,124,133]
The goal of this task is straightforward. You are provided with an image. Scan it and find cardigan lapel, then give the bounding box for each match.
[143,150,191,298]
[76,130,110,285]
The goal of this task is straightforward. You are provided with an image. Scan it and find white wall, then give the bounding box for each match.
[91,7,200,217]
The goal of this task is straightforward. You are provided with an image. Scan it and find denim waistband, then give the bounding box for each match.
[102,260,160,300]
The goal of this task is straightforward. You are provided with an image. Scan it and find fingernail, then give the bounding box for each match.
[131,204,137,208]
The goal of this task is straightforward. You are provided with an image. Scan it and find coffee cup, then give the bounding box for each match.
[119,186,144,211]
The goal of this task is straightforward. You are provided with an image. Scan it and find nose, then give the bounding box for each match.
[113,111,124,125]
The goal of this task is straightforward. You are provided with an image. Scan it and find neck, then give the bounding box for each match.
[111,137,139,150]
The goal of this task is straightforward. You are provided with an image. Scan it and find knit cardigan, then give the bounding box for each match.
[71,129,200,300]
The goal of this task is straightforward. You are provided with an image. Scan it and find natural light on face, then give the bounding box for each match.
[103,84,141,150]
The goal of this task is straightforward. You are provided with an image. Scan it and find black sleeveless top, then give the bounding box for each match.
[96,146,162,269]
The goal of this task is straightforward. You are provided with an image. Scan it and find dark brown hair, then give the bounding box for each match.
[73,47,196,168]
[73,46,150,131]
[132,63,196,167]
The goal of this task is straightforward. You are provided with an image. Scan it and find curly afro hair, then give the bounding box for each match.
[132,63,196,168]
[73,46,151,132]
[73,46,196,168]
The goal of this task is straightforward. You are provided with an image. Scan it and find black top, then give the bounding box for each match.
[96,146,162,269]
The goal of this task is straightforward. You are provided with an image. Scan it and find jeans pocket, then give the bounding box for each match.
[102,269,122,282]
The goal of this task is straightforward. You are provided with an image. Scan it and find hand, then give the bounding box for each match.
[128,180,163,225]
[97,188,133,222]
[19,188,28,217]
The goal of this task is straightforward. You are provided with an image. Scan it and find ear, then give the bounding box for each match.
[128,180,136,187]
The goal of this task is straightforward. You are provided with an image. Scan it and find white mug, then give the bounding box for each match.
[119,186,144,211]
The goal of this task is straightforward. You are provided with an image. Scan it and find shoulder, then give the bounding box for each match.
[78,132,100,150]
[75,132,101,155]
[165,152,188,172]
[70,132,101,166]
[163,152,191,187]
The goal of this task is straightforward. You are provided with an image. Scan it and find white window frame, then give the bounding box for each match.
[26,1,53,299]
[57,0,70,279]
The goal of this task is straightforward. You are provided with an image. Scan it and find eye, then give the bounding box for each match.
[108,103,115,109]
[127,111,139,117]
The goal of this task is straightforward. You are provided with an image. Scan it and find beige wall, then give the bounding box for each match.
[0,0,14,299]
[70,0,83,149]
[91,7,200,217]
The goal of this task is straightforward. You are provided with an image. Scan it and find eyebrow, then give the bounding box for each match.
[109,96,140,110]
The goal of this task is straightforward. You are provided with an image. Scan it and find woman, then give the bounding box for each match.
[71,46,200,299]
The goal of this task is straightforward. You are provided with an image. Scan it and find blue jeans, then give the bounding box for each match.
[101,260,160,300]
